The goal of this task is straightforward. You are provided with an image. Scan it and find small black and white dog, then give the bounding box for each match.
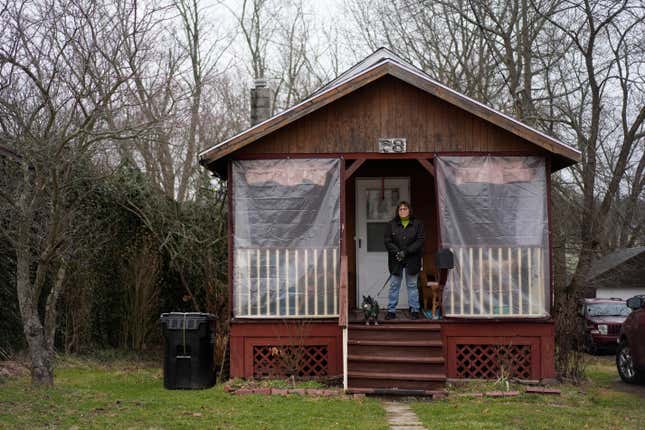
[361,295,380,325]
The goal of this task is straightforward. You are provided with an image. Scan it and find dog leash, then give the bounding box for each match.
[375,273,393,297]
[375,253,406,297]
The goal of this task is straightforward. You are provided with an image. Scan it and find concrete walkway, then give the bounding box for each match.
[382,401,427,430]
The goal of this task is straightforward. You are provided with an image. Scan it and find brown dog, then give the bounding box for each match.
[419,253,443,319]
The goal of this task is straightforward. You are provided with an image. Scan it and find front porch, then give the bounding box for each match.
[229,309,554,395]
[226,155,557,390]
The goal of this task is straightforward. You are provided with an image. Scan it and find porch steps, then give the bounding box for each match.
[347,322,446,392]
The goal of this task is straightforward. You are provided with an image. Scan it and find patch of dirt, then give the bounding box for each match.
[0,361,28,379]
[609,378,645,398]
[586,353,645,397]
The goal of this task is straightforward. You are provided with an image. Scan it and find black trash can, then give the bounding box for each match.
[160,312,216,389]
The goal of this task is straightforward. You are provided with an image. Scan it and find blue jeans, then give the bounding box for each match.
[387,269,420,312]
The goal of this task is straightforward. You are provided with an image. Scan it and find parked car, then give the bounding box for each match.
[616,295,645,384]
[578,298,631,354]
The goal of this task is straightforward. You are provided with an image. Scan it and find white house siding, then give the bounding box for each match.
[596,287,645,300]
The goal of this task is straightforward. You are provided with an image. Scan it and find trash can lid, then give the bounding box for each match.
[160,312,216,325]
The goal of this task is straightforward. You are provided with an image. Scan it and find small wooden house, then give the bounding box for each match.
[199,48,580,394]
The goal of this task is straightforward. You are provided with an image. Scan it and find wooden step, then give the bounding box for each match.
[348,378,446,391]
[347,387,446,397]
[348,354,444,364]
[348,370,447,391]
[348,324,442,341]
[349,323,441,331]
[349,360,445,375]
[348,339,443,347]
[348,344,443,359]
[349,371,445,381]
[349,331,442,342]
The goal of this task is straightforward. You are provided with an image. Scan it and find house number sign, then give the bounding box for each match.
[378,138,407,153]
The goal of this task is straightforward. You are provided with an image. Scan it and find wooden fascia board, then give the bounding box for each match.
[385,64,581,165]
[200,65,391,165]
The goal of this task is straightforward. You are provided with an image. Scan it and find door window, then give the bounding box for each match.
[365,188,399,252]
[366,188,399,220]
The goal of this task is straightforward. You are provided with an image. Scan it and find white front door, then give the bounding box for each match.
[355,178,410,308]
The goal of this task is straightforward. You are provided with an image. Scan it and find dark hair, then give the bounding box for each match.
[394,201,412,219]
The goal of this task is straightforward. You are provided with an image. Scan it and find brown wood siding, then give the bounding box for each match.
[442,321,555,380]
[229,321,342,378]
[238,76,546,157]
[346,159,438,309]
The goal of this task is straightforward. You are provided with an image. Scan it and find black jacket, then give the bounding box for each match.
[384,215,425,276]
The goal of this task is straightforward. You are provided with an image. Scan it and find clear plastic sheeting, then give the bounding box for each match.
[233,159,340,318]
[436,156,550,318]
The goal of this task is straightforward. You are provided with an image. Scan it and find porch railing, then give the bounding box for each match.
[234,247,339,318]
[445,246,548,317]
[339,256,348,328]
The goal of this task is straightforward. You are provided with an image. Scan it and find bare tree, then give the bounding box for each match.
[272,1,311,109]
[0,0,152,385]
[174,0,233,201]
[235,0,277,80]
[114,0,234,201]
[345,0,563,123]
[537,0,644,379]
[230,0,335,116]
[344,0,496,104]
[117,16,182,198]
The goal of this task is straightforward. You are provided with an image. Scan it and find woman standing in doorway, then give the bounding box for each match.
[384,201,425,320]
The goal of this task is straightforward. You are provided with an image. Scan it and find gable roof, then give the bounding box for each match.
[587,247,645,284]
[310,47,408,95]
[199,48,581,171]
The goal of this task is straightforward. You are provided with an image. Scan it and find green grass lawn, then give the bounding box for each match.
[0,356,387,430]
[1,355,643,430]
[412,355,645,430]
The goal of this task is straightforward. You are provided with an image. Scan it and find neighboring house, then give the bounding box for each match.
[199,48,580,394]
[586,247,645,300]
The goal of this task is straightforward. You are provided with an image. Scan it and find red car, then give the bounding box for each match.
[579,298,631,354]
[616,295,645,384]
